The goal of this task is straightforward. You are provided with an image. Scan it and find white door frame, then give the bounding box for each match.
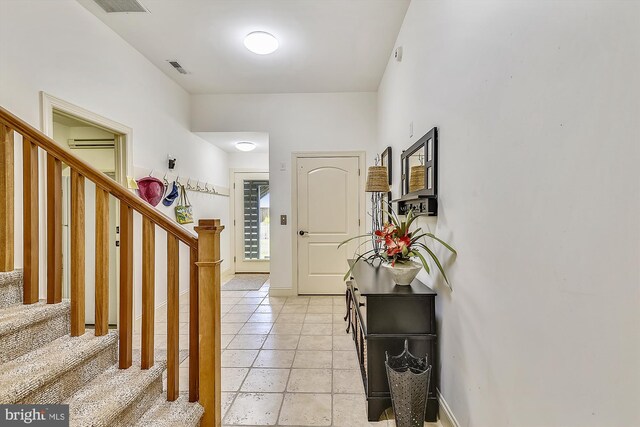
[40,92,133,326]
[290,151,366,296]
[229,168,270,274]
[41,92,133,181]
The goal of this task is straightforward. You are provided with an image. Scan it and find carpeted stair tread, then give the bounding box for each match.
[0,300,69,336]
[0,269,22,308]
[0,301,70,363]
[65,360,167,427]
[133,393,204,426]
[0,332,118,403]
[0,269,22,286]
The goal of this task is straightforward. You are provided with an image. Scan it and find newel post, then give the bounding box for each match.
[195,219,224,427]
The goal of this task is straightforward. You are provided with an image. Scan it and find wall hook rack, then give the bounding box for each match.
[133,166,230,197]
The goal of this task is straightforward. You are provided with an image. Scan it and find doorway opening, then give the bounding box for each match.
[192,131,270,276]
[233,172,270,273]
[52,111,121,327]
[43,93,132,329]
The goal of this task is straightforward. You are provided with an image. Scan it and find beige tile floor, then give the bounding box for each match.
[133,275,441,427]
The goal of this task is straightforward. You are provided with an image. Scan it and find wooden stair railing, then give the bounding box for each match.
[0,106,223,426]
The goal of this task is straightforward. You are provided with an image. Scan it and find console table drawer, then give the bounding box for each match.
[366,295,435,335]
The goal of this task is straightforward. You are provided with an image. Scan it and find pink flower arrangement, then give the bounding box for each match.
[374,225,412,263]
[340,207,456,282]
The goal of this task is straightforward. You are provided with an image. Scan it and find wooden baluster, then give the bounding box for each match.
[23,138,39,304]
[70,170,85,336]
[167,234,179,401]
[46,154,62,304]
[119,203,133,369]
[141,217,155,369]
[189,244,199,402]
[0,125,14,272]
[196,219,224,427]
[95,187,109,336]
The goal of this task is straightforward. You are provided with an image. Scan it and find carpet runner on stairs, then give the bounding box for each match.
[0,270,203,426]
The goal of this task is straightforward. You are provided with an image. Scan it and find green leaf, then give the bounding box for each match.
[408,232,456,255]
[342,249,376,280]
[423,233,457,255]
[410,232,429,244]
[354,238,375,253]
[405,210,419,231]
[410,228,422,239]
[414,250,431,274]
[417,243,450,284]
[384,207,400,227]
[337,234,373,249]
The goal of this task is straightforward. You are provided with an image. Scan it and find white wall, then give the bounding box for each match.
[377,1,640,426]
[0,0,230,317]
[228,151,269,170]
[192,92,377,290]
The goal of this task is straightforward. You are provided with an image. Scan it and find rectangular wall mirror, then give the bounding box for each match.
[401,127,438,198]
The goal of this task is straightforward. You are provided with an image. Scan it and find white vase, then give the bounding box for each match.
[382,261,422,286]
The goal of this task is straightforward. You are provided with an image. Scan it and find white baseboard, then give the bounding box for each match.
[437,389,460,427]
[267,288,295,297]
[221,267,233,277]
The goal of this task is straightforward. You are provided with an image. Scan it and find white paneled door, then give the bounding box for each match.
[297,156,360,294]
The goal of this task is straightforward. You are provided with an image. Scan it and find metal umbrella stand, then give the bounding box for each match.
[385,340,432,427]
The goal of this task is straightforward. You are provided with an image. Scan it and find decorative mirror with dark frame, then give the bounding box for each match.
[380,146,392,222]
[395,127,438,216]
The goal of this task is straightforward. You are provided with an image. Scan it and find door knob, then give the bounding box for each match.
[299,230,308,236]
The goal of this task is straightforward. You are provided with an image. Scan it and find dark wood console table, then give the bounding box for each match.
[346,259,439,422]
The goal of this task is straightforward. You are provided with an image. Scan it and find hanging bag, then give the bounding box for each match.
[163,181,180,207]
[175,184,194,224]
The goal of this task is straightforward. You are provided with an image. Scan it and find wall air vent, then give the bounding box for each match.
[68,139,115,149]
[94,0,148,13]
[168,61,188,75]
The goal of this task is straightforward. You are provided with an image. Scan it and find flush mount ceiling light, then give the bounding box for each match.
[235,141,256,152]
[244,31,279,55]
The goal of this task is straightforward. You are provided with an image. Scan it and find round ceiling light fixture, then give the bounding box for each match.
[235,141,256,152]
[244,31,279,55]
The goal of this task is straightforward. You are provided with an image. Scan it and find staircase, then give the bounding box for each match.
[0,107,224,426]
[0,270,203,425]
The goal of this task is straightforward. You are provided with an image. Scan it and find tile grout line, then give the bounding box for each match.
[220,284,264,422]
[220,285,244,425]
[222,288,385,426]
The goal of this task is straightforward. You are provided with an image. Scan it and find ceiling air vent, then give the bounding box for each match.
[94,0,148,13]
[168,61,188,75]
